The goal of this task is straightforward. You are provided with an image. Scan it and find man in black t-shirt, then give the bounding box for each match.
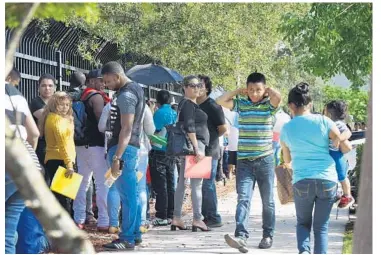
[29,74,56,170]
[101,62,145,251]
[197,75,227,228]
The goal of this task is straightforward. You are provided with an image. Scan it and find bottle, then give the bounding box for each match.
[104,168,117,188]
[104,160,124,188]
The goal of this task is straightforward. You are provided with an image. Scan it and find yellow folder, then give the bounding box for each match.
[50,166,83,200]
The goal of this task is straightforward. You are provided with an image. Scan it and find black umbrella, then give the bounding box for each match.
[126,63,183,86]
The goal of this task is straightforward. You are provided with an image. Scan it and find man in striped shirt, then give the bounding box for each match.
[216,72,281,253]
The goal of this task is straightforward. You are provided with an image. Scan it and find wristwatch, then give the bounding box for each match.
[112,155,121,162]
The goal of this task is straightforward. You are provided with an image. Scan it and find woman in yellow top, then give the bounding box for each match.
[38,91,76,212]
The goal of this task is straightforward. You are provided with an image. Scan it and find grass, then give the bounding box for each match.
[342,222,354,254]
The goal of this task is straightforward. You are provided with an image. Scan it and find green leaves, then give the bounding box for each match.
[280,3,372,89]
[322,85,369,122]
[6,3,99,28]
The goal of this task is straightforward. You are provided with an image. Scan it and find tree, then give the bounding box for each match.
[5,3,99,76]
[67,3,311,88]
[322,86,369,122]
[5,3,98,253]
[279,3,372,88]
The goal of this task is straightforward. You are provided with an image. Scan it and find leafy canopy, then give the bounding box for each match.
[279,3,372,88]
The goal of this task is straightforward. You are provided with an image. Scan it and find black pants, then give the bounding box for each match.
[216,146,225,181]
[149,150,175,219]
[45,160,73,215]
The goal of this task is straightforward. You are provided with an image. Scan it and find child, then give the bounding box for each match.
[324,100,355,209]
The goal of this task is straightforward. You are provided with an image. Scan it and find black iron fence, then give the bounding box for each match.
[5,19,183,103]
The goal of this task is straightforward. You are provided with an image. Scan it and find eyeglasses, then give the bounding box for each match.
[185,83,202,89]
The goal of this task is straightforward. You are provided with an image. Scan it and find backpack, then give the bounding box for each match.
[72,90,99,146]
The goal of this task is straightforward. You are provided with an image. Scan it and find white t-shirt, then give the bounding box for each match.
[223,108,239,151]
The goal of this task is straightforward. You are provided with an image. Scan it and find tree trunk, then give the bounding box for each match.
[5,118,95,254]
[5,3,40,77]
[353,87,372,253]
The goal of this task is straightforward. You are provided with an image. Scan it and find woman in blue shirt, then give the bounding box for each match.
[280,83,349,254]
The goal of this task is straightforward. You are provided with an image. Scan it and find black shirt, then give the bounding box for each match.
[178,99,209,146]
[200,97,226,159]
[29,96,46,124]
[29,96,47,164]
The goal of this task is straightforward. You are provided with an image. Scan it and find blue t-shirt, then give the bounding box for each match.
[280,114,337,184]
[153,104,177,151]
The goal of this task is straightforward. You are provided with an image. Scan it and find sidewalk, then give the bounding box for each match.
[101,182,348,254]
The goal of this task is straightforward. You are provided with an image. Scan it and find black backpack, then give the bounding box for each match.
[72,90,99,146]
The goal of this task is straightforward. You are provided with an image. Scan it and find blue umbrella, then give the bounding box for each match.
[126,63,183,86]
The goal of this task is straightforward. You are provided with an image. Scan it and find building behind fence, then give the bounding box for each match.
[5,19,183,103]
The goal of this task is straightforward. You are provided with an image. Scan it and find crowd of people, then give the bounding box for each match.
[5,62,358,254]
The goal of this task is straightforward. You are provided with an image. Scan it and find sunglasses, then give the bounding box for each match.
[185,83,202,88]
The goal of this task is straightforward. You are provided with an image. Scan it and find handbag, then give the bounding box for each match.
[166,99,195,156]
[275,164,294,205]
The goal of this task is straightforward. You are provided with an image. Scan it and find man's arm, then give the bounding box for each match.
[216,88,245,110]
[217,124,228,136]
[33,109,44,121]
[114,113,135,158]
[89,94,104,121]
[266,87,282,108]
[25,113,40,150]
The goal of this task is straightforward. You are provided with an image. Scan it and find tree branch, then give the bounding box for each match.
[5,117,95,254]
[5,3,40,77]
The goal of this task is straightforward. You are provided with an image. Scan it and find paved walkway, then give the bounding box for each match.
[102,183,348,254]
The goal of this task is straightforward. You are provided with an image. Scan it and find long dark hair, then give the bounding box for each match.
[288,82,312,108]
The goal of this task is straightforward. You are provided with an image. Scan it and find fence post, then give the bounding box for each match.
[148,85,152,101]
[55,50,62,91]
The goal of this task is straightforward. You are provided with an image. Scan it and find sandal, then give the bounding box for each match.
[170,224,191,231]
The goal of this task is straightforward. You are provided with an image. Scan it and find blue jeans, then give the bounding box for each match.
[107,145,141,244]
[5,174,25,254]
[16,208,50,254]
[202,159,222,224]
[107,183,120,228]
[137,152,149,225]
[234,155,275,240]
[293,179,337,254]
[272,141,281,166]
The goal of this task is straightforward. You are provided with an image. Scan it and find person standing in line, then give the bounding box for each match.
[29,74,56,178]
[197,75,227,228]
[5,68,41,254]
[39,92,76,213]
[67,71,97,225]
[280,83,348,254]
[101,62,145,251]
[171,76,210,232]
[17,73,56,254]
[149,90,177,226]
[73,69,111,232]
[137,103,155,232]
[217,72,281,252]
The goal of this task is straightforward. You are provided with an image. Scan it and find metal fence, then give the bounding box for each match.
[5,19,183,103]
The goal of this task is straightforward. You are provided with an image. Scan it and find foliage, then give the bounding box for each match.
[322,85,369,122]
[354,144,364,183]
[5,3,99,28]
[67,3,311,88]
[279,3,372,89]
[343,229,353,254]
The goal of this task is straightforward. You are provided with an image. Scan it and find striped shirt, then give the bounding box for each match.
[233,97,278,161]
